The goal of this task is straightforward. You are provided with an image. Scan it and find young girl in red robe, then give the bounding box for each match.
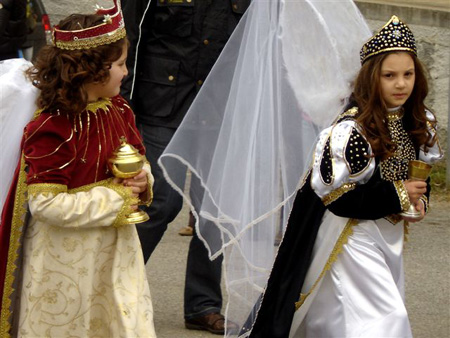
[0,2,156,337]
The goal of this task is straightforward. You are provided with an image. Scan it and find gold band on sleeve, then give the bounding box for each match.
[102,179,139,228]
[393,180,411,212]
[27,183,68,198]
[322,183,356,206]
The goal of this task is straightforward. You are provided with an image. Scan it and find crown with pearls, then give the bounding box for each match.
[52,0,126,50]
[360,15,417,64]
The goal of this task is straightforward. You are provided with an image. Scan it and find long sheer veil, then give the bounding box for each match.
[159,0,371,335]
[0,59,37,215]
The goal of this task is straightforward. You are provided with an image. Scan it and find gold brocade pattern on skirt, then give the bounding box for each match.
[18,220,155,337]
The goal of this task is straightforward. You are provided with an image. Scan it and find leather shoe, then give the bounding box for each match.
[185,312,239,335]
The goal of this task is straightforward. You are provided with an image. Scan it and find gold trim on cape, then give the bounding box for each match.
[295,218,358,310]
[403,220,410,242]
[0,156,28,337]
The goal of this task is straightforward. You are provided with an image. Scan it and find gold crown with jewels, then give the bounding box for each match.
[360,15,417,64]
[52,0,126,50]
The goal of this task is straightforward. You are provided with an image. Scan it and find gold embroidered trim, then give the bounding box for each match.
[295,218,358,310]
[32,108,45,120]
[338,107,358,119]
[363,47,416,64]
[85,98,112,114]
[393,180,410,211]
[55,27,126,50]
[1,155,28,337]
[385,108,404,122]
[426,120,437,134]
[380,114,415,182]
[403,220,410,242]
[68,178,110,193]
[139,183,153,207]
[105,182,139,228]
[93,112,101,181]
[27,183,68,197]
[322,183,356,206]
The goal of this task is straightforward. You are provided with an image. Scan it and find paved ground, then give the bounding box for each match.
[356,0,449,11]
[146,194,449,338]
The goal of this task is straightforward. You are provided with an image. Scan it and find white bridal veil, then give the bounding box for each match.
[159,0,371,336]
[0,59,38,213]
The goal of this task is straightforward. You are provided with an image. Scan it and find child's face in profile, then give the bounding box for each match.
[85,44,128,102]
[379,52,415,109]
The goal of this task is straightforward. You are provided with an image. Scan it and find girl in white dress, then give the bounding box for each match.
[249,15,442,338]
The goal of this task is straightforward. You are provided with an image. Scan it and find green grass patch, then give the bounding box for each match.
[430,160,448,197]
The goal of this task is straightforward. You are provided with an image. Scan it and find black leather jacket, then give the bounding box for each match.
[0,0,27,60]
[122,0,251,128]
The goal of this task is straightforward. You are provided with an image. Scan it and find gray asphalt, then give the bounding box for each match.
[146,195,449,338]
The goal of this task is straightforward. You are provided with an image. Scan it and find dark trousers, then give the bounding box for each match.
[137,123,222,319]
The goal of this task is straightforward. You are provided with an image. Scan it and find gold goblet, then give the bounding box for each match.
[400,160,432,219]
[109,137,150,224]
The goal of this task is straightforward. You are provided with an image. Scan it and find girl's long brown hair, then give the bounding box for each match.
[26,14,126,115]
[353,52,436,160]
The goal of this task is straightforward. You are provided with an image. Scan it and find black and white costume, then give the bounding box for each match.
[250,106,442,337]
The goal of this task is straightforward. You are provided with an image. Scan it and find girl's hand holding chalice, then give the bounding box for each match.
[109,138,150,223]
[401,160,432,223]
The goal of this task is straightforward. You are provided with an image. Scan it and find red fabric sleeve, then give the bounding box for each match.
[23,113,76,185]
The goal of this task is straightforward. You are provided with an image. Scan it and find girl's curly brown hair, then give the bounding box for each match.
[353,52,437,160]
[26,14,126,115]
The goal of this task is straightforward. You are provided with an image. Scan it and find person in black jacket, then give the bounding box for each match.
[121,0,250,334]
[0,0,27,60]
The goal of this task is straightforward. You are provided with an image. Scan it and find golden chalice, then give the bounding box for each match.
[109,137,150,224]
[400,160,432,219]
